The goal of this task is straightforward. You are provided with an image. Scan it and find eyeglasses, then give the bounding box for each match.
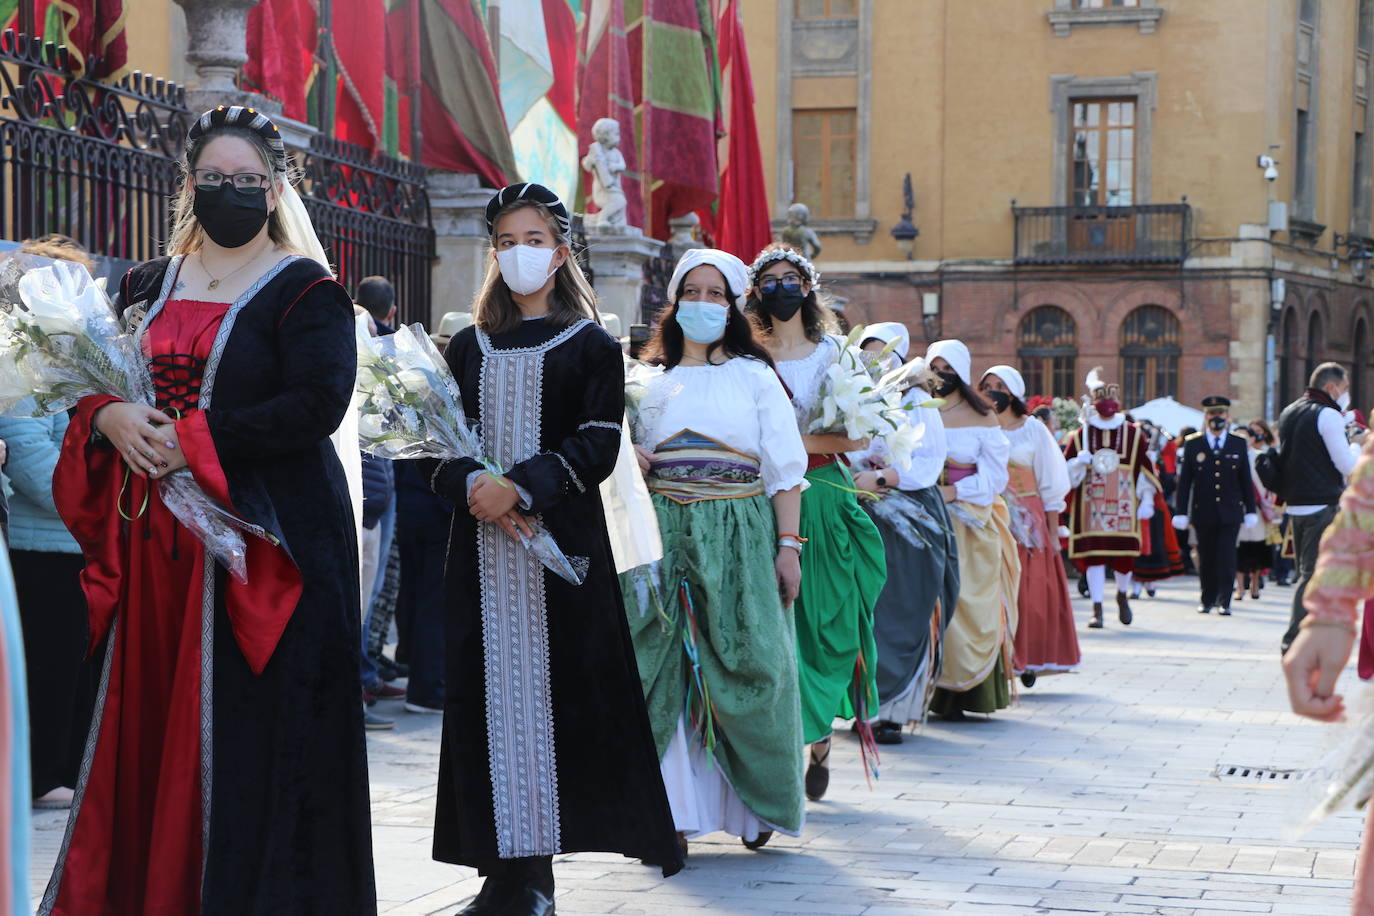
[758,275,803,294]
[191,169,271,192]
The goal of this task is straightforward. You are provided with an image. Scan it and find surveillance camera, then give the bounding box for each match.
[1265,164,1278,181]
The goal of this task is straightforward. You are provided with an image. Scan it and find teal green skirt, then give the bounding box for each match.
[623,491,805,833]
[795,462,887,743]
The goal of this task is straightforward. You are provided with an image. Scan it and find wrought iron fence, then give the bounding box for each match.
[0,29,434,322]
[1013,203,1191,265]
[0,30,191,276]
[298,135,434,327]
[640,239,681,325]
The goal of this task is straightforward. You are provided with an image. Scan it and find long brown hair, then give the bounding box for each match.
[643,273,775,370]
[471,200,598,334]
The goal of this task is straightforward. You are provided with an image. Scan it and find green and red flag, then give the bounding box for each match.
[577,0,643,228]
[698,0,769,260]
[625,0,721,241]
[1,0,128,77]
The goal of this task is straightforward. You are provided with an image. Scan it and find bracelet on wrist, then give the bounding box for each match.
[777,535,806,554]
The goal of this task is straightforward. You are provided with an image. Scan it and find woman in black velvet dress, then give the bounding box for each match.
[44,105,374,915]
[421,183,681,916]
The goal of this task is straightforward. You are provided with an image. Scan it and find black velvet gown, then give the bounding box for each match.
[47,255,375,915]
[422,316,682,876]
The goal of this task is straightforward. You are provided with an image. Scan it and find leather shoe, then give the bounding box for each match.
[873,720,904,745]
[742,830,773,850]
[495,886,554,916]
[457,880,514,915]
[1116,591,1133,626]
[1088,603,1104,628]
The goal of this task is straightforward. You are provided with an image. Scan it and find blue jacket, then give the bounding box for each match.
[361,453,394,529]
[0,414,79,554]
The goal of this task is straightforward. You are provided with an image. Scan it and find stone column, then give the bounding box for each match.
[585,226,662,333]
[173,0,273,113]
[428,170,495,329]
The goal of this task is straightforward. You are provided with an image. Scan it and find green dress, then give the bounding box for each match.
[794,460,888,743]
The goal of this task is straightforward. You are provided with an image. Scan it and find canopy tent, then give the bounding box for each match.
[1128,396,1204,435]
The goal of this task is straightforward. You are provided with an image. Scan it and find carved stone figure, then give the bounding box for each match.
[779,202,822,260]
[582,117,629,229]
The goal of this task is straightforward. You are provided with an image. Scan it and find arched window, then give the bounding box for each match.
[1280,307,1299,404]
[1119,305,1181,405]
[1017,306,1078,398]
[1354,317,1369,412]
[1305,309,1324,385]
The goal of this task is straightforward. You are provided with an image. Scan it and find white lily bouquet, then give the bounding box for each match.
[0,255,270,582]
[354,322,588,586]
[806,326,923,471]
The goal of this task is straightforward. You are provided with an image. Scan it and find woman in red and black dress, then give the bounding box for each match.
[42,106,374,915]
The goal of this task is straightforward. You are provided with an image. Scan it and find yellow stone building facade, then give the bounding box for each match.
[744,0,1374,421]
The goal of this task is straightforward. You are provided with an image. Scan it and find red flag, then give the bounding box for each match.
[577,0,643,227]
[243,0,318,121]
[703,0,771,260]
[543,0,578,131]
[331,0,388,148]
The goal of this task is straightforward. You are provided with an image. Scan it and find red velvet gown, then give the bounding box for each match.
[48,300,229,914]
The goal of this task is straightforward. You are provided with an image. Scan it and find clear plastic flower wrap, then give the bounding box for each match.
[805,326,922,471]
[355,322,589,585]
[1288,681,1374,838]
[0,255,269,582]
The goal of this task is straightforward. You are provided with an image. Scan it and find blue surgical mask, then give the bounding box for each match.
[676,300,728,344]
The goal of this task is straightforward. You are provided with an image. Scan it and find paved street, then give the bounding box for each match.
[30,574,1366,915]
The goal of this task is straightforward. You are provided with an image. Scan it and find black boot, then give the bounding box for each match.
[1116,591,1133,626]
[458,877,517,915]
[495,857,555,916]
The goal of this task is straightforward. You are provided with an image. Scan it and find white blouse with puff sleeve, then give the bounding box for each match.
[636,356,807,496]
[944,424,1010,507]
[1003,416,1071,512]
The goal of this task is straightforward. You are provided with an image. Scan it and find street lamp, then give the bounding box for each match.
[890,173,919,260]
[1335,233,1374,282]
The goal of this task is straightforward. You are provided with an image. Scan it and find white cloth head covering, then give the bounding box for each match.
[275,180,331,272]
[861,321,910,361]
[982,364,1026,400]
[926,339,972,385]
[667,248,750,310]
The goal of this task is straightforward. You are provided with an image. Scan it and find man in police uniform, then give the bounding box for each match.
[1172,396,1259,615]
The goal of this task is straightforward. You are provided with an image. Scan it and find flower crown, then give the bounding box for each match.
[747,247,820,289]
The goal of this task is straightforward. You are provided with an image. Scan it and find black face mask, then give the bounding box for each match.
[986,390,1011,414]
[932,371,960,397]
[193,182,270,249]
[1208,416,1228,432]
[760,287,805,323]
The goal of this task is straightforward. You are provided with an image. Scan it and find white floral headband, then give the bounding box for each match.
[747,249,820,289]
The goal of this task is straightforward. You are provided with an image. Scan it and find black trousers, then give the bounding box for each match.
[395,524,448,708]
[1282,505,1340,652]
[1193,521,1241,610]
[12,550,99,797]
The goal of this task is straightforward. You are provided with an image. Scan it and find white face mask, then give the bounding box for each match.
[496,245,558,296]
[1339,390,1352,411]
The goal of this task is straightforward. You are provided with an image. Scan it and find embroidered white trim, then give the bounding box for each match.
[476,345,562,858]
[476,318,591,357]
[553,452,586,494]
[578,420,621,432]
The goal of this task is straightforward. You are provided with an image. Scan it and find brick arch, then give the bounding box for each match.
[1304,291,1329,380]
[1002,284,1096,341]
[1352,301,1373,411]
[1099,282,1185,340]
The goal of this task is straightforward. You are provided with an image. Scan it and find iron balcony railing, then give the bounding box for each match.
[1013,203,1191,265]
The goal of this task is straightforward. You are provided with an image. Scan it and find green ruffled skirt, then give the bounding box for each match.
[795,462,887,743]
[623,491,805,833]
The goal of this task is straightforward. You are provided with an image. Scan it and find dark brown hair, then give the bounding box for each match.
[472,200,598,335]
[644,274,775,370]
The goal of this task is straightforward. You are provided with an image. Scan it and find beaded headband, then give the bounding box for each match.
[185,105,289,176]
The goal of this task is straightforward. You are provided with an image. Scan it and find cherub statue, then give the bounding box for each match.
[581,117,628,228]
[779,202,822,260]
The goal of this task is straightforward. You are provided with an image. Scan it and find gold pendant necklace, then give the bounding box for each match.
[201,250,254,291]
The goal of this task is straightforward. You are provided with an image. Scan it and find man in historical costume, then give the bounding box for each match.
[1063,368,1161,629]
[1172,396,1258,616]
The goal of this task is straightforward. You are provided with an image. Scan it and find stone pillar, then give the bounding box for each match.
[428,170,494,329]
[173,0,273,113]
[666,212,704,250]
[585,226,662,333]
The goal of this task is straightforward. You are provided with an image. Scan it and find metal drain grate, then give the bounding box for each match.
[1212,763,1305,782]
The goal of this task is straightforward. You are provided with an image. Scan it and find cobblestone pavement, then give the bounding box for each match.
[31,575,1365,914]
